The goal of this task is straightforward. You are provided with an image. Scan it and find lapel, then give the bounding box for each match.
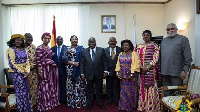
[87,48,93,63]
[106,47,112,61]
[114,46,121,61]
[59,45,65,59]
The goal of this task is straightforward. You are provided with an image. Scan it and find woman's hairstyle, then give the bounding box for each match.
[120,39,134,52]
[7,38,25,48]
[142,30,152,37]
[24,33,32,38]
[70,35,78,41]
[41,32,51,40]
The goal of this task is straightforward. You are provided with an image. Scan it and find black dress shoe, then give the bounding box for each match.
[59,100,66,105]
[98,103,105,109]
[107,100,112,106]
[87,105,91,110]
[114,101,119,106]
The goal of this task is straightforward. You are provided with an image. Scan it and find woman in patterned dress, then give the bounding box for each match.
[115,39,140,111]
[63,35,86,108]
[6,34,33,112]
[136,30,160,112]
[24,33,38,109]
[36,32,60,111]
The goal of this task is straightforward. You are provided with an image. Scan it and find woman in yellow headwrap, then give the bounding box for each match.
[6,34,33,112]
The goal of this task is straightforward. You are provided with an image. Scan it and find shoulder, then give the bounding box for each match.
[7,47,14,53]
[136,44,144,49]
[105,47,109,50]
[116,46,121,49]
[97,47,104,50]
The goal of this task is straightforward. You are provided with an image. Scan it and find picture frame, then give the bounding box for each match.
[197,0,200,14]
[101,15,116,33]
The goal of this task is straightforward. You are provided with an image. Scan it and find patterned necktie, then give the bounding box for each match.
[58,46,61,59]
[92,49,95,61]
[111,48,115,60]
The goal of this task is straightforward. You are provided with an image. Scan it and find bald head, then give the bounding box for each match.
[108,37,117,48]
[88,37,96,49]
[56,36,63,46]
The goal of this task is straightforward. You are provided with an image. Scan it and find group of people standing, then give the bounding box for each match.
[6,23,192,112]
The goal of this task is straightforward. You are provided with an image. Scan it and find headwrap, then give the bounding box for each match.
[41,32,51,40]
[11,34,25,40]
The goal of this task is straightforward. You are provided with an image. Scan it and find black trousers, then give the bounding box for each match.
[86,77,103,105]
[106,75,120,103]
[59,74,67,102]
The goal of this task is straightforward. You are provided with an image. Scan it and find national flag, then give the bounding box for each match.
[51,16,56,47]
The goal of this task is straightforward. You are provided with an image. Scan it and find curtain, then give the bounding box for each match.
[9,5,89,47]
[2,4,89,68]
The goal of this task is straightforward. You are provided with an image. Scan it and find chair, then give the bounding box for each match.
[160,64,200,112]
[0,68,16,112]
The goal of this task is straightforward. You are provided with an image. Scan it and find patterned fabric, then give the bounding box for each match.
[36,45,60,111]
[136,43,160,112]
[117,53,139,111]
[26,44,38,107]
[64,46,86,108]
[6,47,33,112]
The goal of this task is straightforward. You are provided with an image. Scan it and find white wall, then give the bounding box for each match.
[83,4,165,48]
[164,0,195,63]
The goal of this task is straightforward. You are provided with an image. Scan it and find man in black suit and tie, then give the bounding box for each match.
[81,37,108,110]
[51,36,67,104]
[105,37,121,106]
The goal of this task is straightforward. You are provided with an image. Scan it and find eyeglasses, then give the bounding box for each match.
[166,28,175,31]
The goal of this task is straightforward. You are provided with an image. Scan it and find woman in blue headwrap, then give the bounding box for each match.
[63,35,86,108]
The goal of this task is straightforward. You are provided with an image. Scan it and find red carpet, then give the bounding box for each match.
[45,103,139,112]
[11,95,139,112]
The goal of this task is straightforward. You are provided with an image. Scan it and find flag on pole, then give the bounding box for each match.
[132,14,137,50]
[51,16,56,47]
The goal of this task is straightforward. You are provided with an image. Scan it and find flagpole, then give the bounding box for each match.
[51,15,56,47]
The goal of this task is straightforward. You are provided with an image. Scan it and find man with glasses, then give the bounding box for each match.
[161,23,193,96]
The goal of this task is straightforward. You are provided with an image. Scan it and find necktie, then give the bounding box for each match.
[111,48,115,60]
[92,49,95,61]
[58,46,61,59]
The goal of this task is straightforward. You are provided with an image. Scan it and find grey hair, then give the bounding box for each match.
[167,23,177,29]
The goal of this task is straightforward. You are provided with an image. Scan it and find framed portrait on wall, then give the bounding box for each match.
[197,0,200,14]
[101,15,116,33]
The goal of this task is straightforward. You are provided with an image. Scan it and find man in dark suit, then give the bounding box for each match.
[51,36,67,104]
[81,37,108,110]
[105,37,121,106]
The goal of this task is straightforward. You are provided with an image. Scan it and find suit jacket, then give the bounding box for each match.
[105,46,121,77]
[51,45,67,76]
[81,47,108,80]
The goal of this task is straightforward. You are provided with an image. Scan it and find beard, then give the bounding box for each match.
[167,32,177,37]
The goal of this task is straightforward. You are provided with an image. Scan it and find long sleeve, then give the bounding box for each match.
[36,47,42,67]
[115,52,122,72]
[131,51,140,73]
[6,48,30,73]
[80,49,86,74]
[149,44,159,66]
[182,37,193,72]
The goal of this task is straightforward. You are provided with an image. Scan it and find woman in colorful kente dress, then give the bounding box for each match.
[115,39,140,111]
[136,30,160,112]
[24,33,38,109]
[64,35,86,108]
[36,32,60,111]
[6,34,33,112]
